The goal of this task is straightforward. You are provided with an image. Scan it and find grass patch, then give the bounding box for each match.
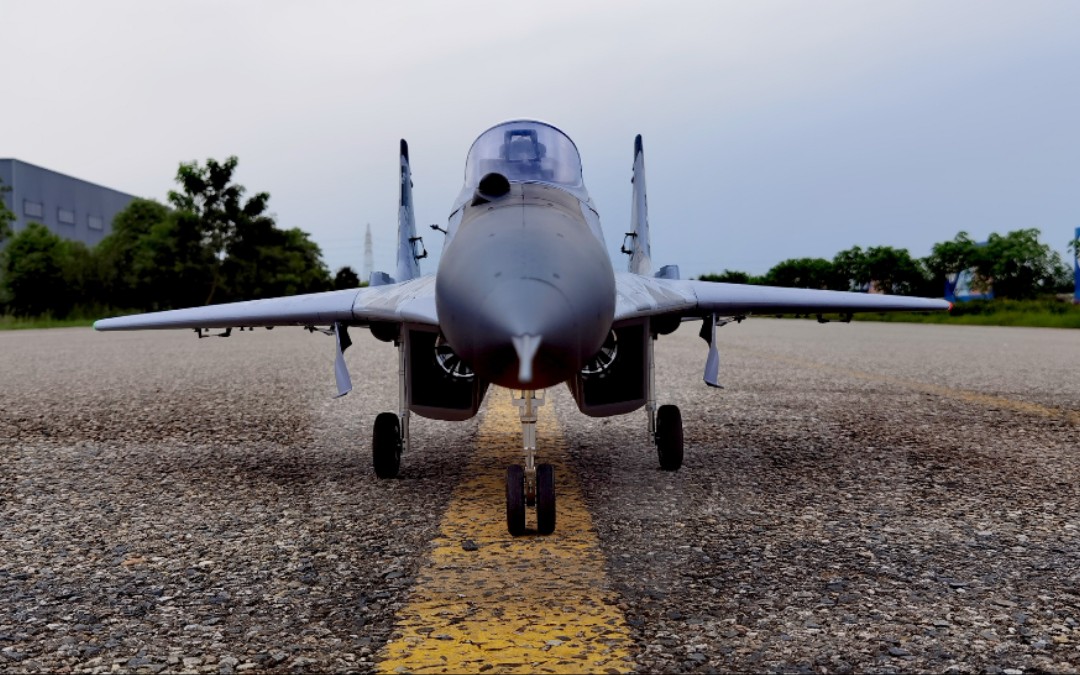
[852,298,1080,329]
[0,304,124,330]
[0,315,96,330]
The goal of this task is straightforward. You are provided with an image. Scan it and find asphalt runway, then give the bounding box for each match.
[1,320,1078,673]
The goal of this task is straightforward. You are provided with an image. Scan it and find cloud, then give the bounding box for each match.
[3,1,1078,277]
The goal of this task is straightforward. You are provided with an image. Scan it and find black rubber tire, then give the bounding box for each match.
[372,412,402,479]
[656,404,684,471]
[506,465,526,536]
[536,464,556,536]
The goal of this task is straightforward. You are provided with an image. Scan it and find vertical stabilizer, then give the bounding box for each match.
[396,140,424,282]
[626,134,652,275]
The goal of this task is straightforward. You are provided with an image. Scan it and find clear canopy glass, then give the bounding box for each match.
[463,120,584,191]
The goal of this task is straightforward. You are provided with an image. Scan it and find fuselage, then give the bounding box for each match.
[435,120,616,389]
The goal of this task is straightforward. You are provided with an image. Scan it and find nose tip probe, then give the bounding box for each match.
[511,334,543,384]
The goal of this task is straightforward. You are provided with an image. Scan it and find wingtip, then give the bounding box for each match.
[634,134,643,156]
[400,139,409,161]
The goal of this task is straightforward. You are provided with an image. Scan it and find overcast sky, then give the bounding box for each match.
[3,1,1078,279]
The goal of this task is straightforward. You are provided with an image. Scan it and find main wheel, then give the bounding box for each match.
[656,404,684,471]
[536,464,556,535]
[506,465,526,536]
[372,412,402,479]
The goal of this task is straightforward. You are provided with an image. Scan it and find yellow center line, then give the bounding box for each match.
[377,388,634,674]
[730,345,1080,425]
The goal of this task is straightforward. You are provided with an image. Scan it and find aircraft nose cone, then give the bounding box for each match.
[434,191,617,390]
[461,278,581,389]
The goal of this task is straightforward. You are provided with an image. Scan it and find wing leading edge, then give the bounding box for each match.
[614,273,950,322]
[93,276,438,331]
[615,274,949,388]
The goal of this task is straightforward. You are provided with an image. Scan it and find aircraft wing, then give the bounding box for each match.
[613,273,950,322]
[93,276,438,331]
[614,273,950,387]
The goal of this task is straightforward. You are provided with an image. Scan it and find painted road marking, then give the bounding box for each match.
[732,346,1080,425]
[377,388,634,674]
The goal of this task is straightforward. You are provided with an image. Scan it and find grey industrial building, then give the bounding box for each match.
[0,159,138,247]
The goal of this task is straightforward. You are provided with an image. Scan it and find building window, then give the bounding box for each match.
[58,208,76,225]
[23,200,44,219]
[88,215,104,231]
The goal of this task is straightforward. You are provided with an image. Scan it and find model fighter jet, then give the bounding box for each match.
[96,120,950,536]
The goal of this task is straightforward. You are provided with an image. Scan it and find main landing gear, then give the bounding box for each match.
[505,390,556,536]
[372,335,411,479]
[646,331,684,471]
[372,412,403,478]
[654,404,684,471]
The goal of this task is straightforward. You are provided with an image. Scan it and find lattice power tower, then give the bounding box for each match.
[363,223,374,282]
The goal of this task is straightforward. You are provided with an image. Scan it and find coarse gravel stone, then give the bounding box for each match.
[563,320,1080,673]
[1,320,1078,673]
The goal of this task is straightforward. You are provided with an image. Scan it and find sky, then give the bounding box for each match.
[3,1,1079,279]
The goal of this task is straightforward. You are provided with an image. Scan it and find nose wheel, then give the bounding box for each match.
[506,390,556,536]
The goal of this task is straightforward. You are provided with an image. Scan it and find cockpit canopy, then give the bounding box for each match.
[464,120,585,193]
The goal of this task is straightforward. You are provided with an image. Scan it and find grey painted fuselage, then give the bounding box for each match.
[436,180,615,390]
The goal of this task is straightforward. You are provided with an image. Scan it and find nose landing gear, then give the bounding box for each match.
[506,390,556,536]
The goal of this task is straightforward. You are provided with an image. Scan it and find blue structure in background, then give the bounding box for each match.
[1074,226,1079,303]
[0,159,137,248]
[945,269,993,302]
[944,241,993,302]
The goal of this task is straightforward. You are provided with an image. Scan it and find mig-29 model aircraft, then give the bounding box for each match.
[96,120,950,536]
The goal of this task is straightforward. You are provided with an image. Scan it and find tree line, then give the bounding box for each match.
[0,158,362,318]
[2,161,1073,318]
[701,229,1075,300]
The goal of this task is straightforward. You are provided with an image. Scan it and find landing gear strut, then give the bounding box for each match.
[373,333,410,479]
[646,330,684,471]
[506,390,556,536]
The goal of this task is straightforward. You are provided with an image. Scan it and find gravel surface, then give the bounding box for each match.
[2,321,1078,673]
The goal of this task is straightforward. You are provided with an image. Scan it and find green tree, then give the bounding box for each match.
[166,156,332,305]
[697,269,764,285]
[60,239,96,311]
[924,229,1068,299]
[835,245,931,295]
[763,257,841,290]
[168,156,273,304]
[333,265,361,290]
[0,223,70,316]
[864,246,930,295]
[98,160,333,312]
[244,227,331,297]
[95,198,173,309]
[978,228,1069,299]
[832,246,870,291]
[924,231,981,295]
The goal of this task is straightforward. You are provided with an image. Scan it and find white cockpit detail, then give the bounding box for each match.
[444,120,604,248]
[464,120,585,194]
